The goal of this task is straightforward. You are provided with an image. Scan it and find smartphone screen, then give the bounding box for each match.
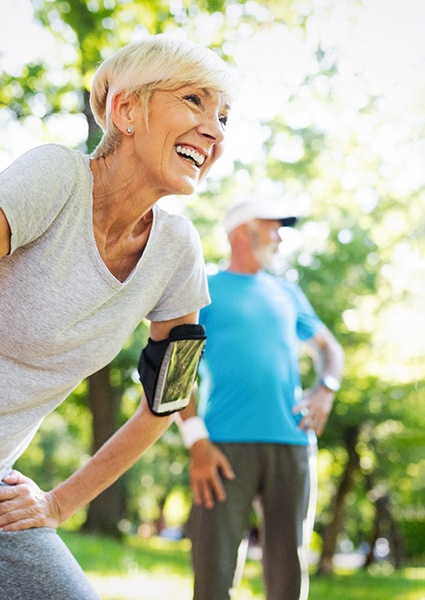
[152,338,205,414]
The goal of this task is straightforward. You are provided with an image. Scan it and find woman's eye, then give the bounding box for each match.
[184,94,202,106]
[219,115,228,127]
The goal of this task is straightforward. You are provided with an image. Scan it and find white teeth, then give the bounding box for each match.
[176,145,205,166]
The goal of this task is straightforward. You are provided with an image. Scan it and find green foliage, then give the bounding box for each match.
[14,380,91,489]
[399,517,425,562]
[122,422,190,528]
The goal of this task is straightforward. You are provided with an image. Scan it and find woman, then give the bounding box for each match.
[0,34,236,599]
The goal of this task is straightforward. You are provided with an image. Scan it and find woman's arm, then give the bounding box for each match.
[0,312,198,531]
[0,208,11,258]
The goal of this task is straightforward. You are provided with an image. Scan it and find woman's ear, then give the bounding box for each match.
[110,91,137,134]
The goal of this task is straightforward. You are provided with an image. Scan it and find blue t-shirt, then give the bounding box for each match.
[198,270,324,445]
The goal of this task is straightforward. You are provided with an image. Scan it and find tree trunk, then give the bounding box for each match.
[82,365,125,538]
[83,88,101,153]
[316,426,360,576]
[363,475,404,569]
[155,495,167,535]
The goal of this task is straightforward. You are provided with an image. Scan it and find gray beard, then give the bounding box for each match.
[253,243,279,270]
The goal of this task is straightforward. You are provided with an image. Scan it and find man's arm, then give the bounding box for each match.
[177,394,235,510]
[0,313,198,531]
[293,325,344,437]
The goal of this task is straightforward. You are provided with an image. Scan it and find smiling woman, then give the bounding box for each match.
[0,34,237,600]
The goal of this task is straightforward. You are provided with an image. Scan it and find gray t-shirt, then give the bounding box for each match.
[0,144,210,478]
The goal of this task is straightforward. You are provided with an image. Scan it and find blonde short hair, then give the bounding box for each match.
[90,34,237,158]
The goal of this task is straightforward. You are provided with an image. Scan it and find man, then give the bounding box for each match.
[177,197,344,600]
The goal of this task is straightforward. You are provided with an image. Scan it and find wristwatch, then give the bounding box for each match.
[319,375,341,393]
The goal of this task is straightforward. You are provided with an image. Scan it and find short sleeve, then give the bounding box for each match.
[146,215,210,321]
[287,283,324,342]
[0,144,80,254]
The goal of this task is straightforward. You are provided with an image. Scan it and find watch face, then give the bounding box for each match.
[321,375,340,392]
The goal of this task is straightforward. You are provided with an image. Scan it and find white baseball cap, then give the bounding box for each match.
[223,198,298,234]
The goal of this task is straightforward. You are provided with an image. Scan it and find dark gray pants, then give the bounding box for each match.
[0,527,101,600]
[188,443,315,600]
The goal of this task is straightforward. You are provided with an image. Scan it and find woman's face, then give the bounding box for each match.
[130,85,230,197]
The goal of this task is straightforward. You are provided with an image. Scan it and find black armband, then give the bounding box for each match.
[138,324,206,416]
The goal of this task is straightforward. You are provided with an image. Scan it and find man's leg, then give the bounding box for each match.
[187,443,260,600]
[0,528,101,600]
[260,444,310,600]
[303,437,318,562]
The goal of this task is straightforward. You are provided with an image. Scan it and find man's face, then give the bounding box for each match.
[248,218,282,269]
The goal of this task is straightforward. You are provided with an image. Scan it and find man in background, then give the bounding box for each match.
[178,197,344,600]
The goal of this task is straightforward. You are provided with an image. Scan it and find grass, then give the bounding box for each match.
[59,530,425,600]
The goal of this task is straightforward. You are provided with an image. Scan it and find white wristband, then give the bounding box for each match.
[179,416,209,449]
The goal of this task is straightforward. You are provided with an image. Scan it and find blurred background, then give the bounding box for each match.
[1,0,424,589]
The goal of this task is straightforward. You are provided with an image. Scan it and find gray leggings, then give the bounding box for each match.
[0,527,101,600]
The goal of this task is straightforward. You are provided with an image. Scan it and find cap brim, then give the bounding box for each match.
[279,216,298,227]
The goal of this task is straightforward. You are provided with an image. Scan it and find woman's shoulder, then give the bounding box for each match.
[150,206,203,267]
[17,143,83,163]
[0,144,90,253]
[6,143,88,181]
[153,205,200,239]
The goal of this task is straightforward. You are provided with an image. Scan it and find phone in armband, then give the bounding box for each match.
[138,324,207,416]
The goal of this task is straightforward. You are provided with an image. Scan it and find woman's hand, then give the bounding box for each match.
[0,470,62,531]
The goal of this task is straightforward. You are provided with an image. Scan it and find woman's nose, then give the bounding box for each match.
[197,113,225,143]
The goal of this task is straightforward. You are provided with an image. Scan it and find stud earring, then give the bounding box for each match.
[126,126,133,134]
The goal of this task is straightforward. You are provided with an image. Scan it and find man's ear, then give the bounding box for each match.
[240,222,255,241]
